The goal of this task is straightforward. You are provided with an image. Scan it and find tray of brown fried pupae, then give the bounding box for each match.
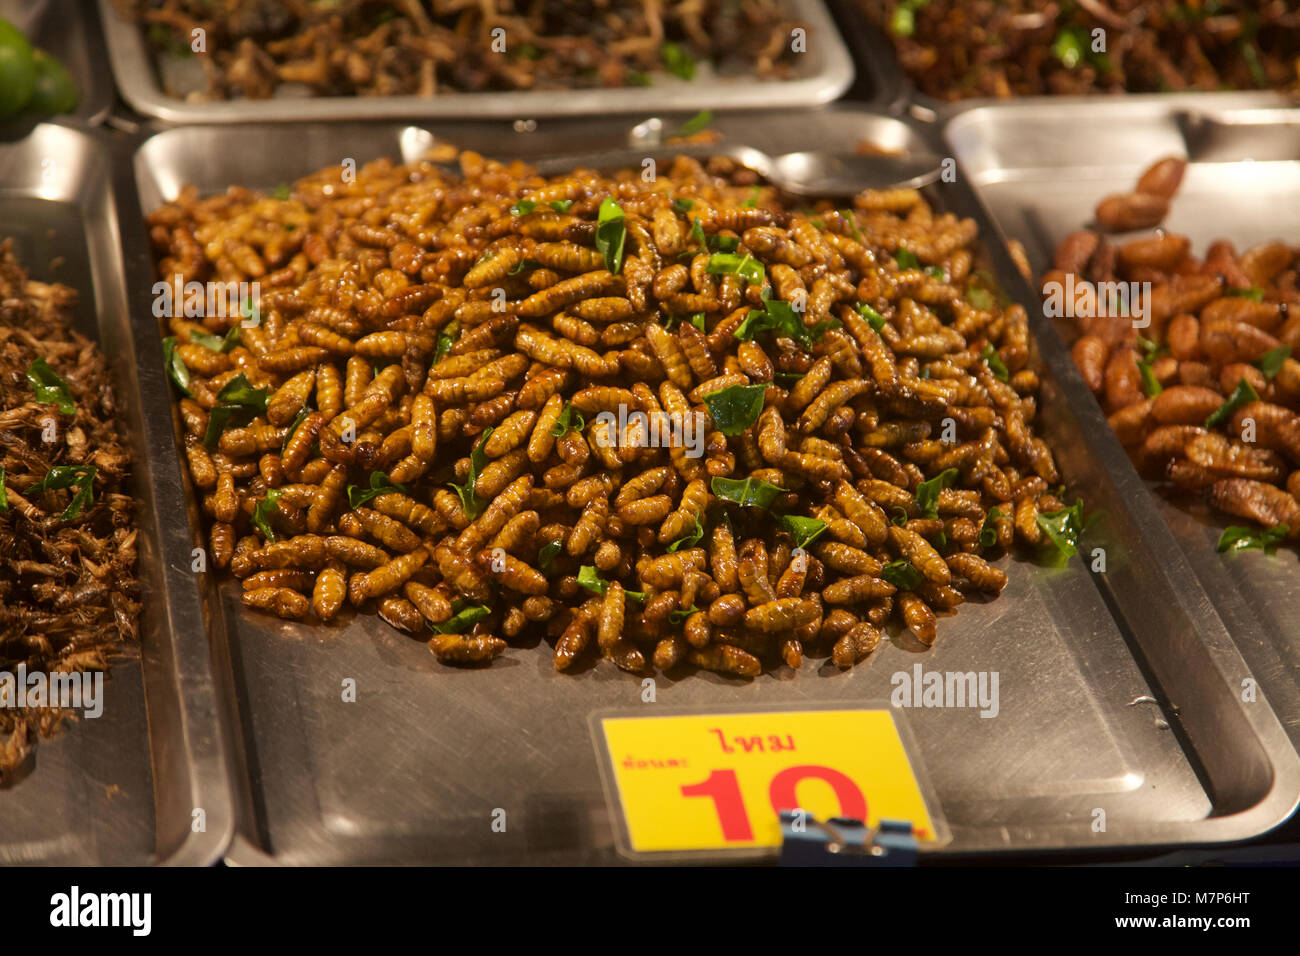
[125,110,1300,863]
[1051,156,1300,553]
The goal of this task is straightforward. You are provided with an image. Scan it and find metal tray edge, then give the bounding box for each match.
[936,123,1300,843]
[101,120,238,866]
[98,0,855,124]
[129,106,1300,859]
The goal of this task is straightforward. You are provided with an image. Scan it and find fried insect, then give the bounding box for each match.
[867,2,1300,100]
[312,565,348,622]
[1050,162,1300,548]
[126,1,804,101]
[430,632,507,664]
[152,146,1067,676]
[243,587,311,620]
[0,242,142,777]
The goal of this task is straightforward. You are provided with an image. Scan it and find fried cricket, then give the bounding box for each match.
[0,242,141,780]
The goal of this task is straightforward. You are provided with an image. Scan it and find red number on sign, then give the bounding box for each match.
[680,769,754,842]
[769,765,868,821]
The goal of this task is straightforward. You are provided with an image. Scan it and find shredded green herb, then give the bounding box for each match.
[595,197,627,274]
[281,405,314,454]
[252,488,283,541]
[1217,524,1288,554]
[1036,501,1086,559]
[577,565,647,601]
[894,249,921,270]
[856,302,888,334]
[538,539,563,571]
[668,514,704,553]
[981,343,1010,382]
[1258,346,1291,381]
[434,320,460,362]
[1206,379,1260,430]
[26,357,76,416]
[675,109,713,137]
[162,336,192,397]
[978,507,1006,549]
[703,383,767,436]
[30,465,98,521]
[189,326,241,354]
[448,427,494,520]
[916,468,959,519]
[203,374,270,449]
[347,471,408,510]
[430,601,493,634]
[710,475,785,509]
[705,252,764,285]
[549,401,585,437]
[736,299,838,350]
[882,559,923,591]
[660,42,696,81]
[779,515,827,549]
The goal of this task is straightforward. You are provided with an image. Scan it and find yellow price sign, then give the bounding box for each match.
[596,707,944,855]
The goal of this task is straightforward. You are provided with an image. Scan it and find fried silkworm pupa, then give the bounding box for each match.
[690,644,762,678]
[243,587,311,620]
[430,632,507,664]
[832,622,882,669]
[153,145,1072,676]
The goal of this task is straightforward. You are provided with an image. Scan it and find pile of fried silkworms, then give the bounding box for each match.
[148,148,1077,676]
[115,0,802,100]
[0,241,140,780]
[1049,158,1300,551]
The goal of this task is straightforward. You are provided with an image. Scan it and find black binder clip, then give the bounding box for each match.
[778,810,918,866]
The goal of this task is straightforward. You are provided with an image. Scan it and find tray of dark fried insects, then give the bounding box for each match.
[0,122,231,864]
[118,103,1299,865]
[945,99,1300,760]
[98,0,856,124]
[832,1,1297,126]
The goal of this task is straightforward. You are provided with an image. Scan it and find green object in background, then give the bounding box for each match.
[0,17,36,118]
[1052,28,1086,69]
[27,48,77,115]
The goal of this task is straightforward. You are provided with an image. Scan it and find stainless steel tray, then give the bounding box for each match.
[0,123,232,865]
[121,106,1300,864]
[98,0,856,124]
[945,99,1300,757]
[829,2,1296,127]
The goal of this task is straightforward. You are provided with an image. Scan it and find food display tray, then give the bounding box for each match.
[0,123,232,865]
[945,99,1300,757]
[826,1,1295,127]
[97,0,857,124]
[117,106,1299,865]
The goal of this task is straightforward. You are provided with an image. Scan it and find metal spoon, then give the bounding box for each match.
[728,145,943,196]
[400,125,942,196]
[529,143,943,196]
